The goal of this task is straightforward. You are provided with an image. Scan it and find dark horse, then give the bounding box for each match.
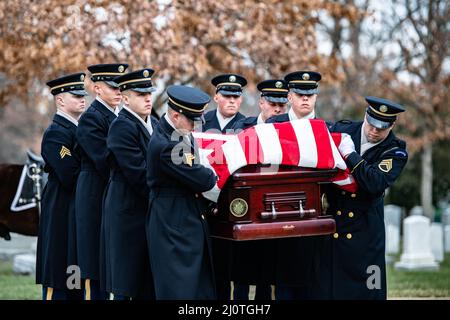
[0,150,45,240]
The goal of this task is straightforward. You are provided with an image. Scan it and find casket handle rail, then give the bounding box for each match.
[261,200,316,220]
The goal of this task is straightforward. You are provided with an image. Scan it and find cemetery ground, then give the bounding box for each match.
[0,255,449,299]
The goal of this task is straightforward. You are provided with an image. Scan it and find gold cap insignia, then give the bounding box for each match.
[60,146,72,159]
[80,74,85,81]
[229,75,236,82]
[378,158,393,173]
[118,65,125,73]
[275,81,283,88]
[380,105,388,113]
[143,70,150,77]
[184,153,196,167]
[302,73,310,80]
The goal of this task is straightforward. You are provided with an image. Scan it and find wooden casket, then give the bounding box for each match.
[207,164,336,241]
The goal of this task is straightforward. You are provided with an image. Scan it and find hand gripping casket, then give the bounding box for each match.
[207,164,336,241]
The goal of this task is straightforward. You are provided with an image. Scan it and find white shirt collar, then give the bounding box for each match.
[288,108,315,121]
[56,109,79,127]
[216,109,236,130]
[257,113,265,124]
[360,121,383,156]
[96,96,118,116]
[123,105,153,136]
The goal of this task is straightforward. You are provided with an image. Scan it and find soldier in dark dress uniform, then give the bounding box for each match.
[315,96,408,300]
[104,69,158,300]
[146,85,217,299]
[230,79,289,300]
[266,71,323,300]
[202,74,247,134]
[36,73,88,300]
[75,63,128,300]
[201,74,246,300]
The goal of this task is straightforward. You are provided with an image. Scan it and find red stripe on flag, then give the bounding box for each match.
[196,137,231,189]
[275,122,300,166]
[237,126,264,165]
[310,120,334,169]
[331,132,342,148]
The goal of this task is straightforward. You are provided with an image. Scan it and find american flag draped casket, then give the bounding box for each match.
[193,119,357,241]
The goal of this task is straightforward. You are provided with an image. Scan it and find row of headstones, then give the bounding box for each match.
[385,205,450,271]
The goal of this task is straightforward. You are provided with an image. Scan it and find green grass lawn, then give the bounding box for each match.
[387,253,450,298]
[0,259,41,300]
[1,255,450,300]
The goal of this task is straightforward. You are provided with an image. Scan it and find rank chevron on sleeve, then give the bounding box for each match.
[59,145,72,159]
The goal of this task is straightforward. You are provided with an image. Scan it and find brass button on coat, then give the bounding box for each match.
[346,233,352,239]
[351,193,356,198]
[348,212,354,218]
[333,233,339,239]
[336,210,342,216]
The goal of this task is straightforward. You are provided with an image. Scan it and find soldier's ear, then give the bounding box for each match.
[122,92,129,105]
[213,93,220,104]
[258,97,265,109]
[55,94,65,108]
[93,82,102,95]
[287,92,294,104]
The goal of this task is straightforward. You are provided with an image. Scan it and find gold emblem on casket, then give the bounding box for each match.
[229,198,248,218]
[378,158,393,173]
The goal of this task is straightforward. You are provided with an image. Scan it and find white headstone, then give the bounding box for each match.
[442,207,450,227]
[410,206,424,216]
[430,223,444,262]
[386,224,400,254]
[385,205,402,227]
[395,215,439,271]
[13,253,36,275]
[445,225,450,253]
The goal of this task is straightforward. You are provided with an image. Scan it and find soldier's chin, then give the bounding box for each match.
[368,136,380,143]
[179,128,192,135]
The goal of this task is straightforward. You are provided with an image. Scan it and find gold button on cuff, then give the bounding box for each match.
[351,193,356,198]
[333,233,339,239]
[348,212,354,218]
[336,210,342,216]
[346,233,352,239]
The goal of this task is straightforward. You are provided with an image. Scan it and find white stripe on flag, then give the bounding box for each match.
[290,119,318,168]
[332,175,355,186]
[254,123,283,164]
[192,131,233,142]
[329,132,347,170]
[222,135,248,174]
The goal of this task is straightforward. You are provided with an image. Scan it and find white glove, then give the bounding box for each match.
[338,133,355,158]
